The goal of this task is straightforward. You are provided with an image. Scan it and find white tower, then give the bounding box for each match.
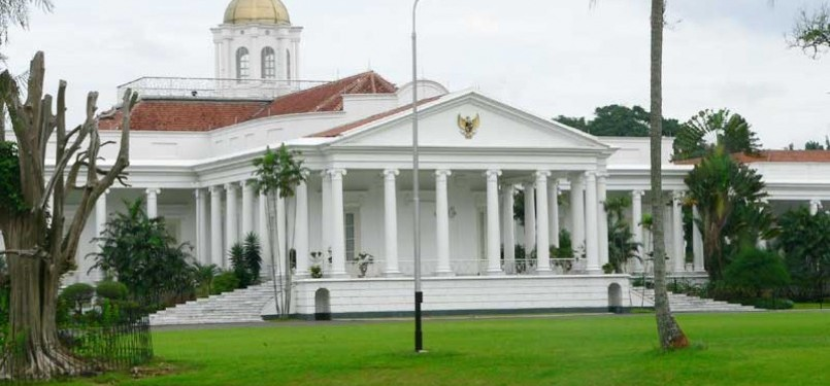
[212,0,303,96]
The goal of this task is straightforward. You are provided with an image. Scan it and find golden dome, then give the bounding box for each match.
[224,0,291,25]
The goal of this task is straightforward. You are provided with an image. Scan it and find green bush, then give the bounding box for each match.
[60,283,95,315]
[96,281,129,301]
[211,272,241,295]
[723,247,790,298]
[754,298,794,310]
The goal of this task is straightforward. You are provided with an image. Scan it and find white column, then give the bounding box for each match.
[321,172,332,267]
[383,169,402,276]
[146,188,160,219]
[693,206,705,273]
[810,199,822,215]
[672,191,685,273]
[258,190,271,276]
[276,193,286,275]
[294,180,310,277]
[585,172,601,273]
[486,170,503,275]
[570,173,586,254]
[523,182,536,253]
[195,189,209,264]
[330,169,348,277]
[536,171,552,274]
[241,181,255,238]
[631,190,645,273]
[210,185,224,268]
[598,174,609,269]
[502,184,516,273]
[225,183,239,249]
[549,179,560,248]
[435,170,453,276]
[94,190,109,282]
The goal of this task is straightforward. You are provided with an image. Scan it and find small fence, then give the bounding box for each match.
[0,315,153,383]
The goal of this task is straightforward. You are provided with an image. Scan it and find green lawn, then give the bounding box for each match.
[49,311,829,386]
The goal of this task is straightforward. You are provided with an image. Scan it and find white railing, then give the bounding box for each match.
[116,77,329,100]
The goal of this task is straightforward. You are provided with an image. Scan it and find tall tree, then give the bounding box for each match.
[0,52,134,379]
[554,104,682,137]
[790,3,830,58]
[648,0,688,350]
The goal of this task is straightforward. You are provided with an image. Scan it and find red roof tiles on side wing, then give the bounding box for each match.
[248,71,398,120]
[99,100,267,132]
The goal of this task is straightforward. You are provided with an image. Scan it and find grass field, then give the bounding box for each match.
[50,311,829,386]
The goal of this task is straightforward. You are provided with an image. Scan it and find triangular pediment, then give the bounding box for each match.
[327,91,612,151]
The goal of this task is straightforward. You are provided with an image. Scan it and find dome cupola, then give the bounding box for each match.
[224,0,291,25]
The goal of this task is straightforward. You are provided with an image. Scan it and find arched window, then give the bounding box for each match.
[286,49,292,81]
[261,47,276,79]
[236,47,250,80]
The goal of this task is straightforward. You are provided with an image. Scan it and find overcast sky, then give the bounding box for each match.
[5,0,830,149]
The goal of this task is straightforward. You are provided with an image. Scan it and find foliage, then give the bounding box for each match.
[92,199,196,305]
[59,283,94,316]
[251,145,308,198]
[554,104,682,137]
[191,261,219,297]
[673,109,761,161]
[775,207,830,302]
[604,196,639,273]
[722,248,791,298]
[554,229,574,258]
[790,3,830,58]
[356,252,374,278]
[95,281,128,302]
[229,233,263,288]
[0,141,27,214]
[0,0,53,47]
[244,233,262,282]
[684,145,775,280]
[310,265,323,279]
[211,272,240,295]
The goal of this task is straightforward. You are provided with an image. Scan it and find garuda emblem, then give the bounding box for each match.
[457,113,481,139]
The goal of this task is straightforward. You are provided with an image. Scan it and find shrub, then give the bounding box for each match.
[754,298,794,310]
[211,272,241,295]
[60,283,95,315]
[723,247,790,298]
[96,281,129,301]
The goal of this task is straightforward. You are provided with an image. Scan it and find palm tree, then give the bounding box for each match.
[673,109,761,161]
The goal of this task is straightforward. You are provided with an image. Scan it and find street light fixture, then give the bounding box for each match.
[411,0,424,353]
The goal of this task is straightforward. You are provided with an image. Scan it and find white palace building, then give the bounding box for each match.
[60,0,830,320]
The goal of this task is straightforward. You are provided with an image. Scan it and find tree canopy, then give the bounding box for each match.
[790,3,830,58]
[554,104,682,137]
[672,109,761,161]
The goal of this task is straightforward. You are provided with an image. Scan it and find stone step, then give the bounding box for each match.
[150,281,276,326]
[631,289,760,313]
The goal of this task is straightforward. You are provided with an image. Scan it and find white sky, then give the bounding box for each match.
[4,0,830,149]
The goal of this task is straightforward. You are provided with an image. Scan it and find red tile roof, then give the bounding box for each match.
[99,100,267,132]
[674,150,830,165]
[248,71,397,120]
[100,71,398,132]
[733,150,830,163]
[310,95,442,138]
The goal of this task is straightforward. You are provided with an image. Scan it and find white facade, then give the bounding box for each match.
[60,0,830,317]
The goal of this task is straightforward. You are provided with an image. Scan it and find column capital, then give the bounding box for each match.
[209,185,224,194]
[810,198,823,207]
[585,171,597,181]
[328,168,347,179]
[535,170,552,180]
[569,171,586,180]
[103,188,112,196]
[632,190,645,198]
[224,182,238,191]
[145,188,161,196]
[485,169,502,180]
[672,191,686,201]
[435,169,452,178]
[382,168,400,178]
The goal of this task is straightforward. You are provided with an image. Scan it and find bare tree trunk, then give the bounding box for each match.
[650,0,689,350]
[0,52,134,379]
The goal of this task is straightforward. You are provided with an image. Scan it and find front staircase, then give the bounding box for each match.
[630,288,761,313]
[150,282,275,326]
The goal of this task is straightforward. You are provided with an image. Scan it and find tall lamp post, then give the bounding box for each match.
[411,0,424,353]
